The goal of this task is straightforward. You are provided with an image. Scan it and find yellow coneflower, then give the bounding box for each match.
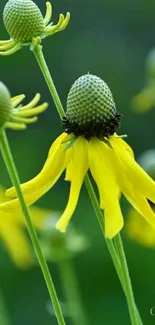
[0,0,70,56]
[1,74,155,239]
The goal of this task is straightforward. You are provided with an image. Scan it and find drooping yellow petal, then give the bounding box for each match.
[0,221,33,268]
[88,138,123,238]
[108,145,155,230]
[65,160,73,181]
[113,135,134,158]
[126,208,155,247]
[1,144,72,212]
[47,132,72,157]
[132,192,155,230]
[56,137,88,232]
[6,134,68,198]
[110,137,155,203]
[0,163,67,212]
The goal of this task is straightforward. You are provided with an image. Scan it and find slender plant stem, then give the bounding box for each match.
[32,44,142,324]
[0,129,66,325]
[33,45,65,119]
[58,257,89,325]
[114,234,143,325]
[84,174,124,288]
[85,175,142,325]
[0,286,11,325]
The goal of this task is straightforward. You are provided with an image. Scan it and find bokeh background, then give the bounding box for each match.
[0,0,155,324]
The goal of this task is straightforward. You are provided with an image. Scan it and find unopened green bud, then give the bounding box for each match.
[3,0,44,42]
[0,82,12,125]
[63,74,121,139]
[67,74,116,124]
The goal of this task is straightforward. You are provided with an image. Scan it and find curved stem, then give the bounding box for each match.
[32,44,142,324]
[0,128,66,325]
[58,257,89,325]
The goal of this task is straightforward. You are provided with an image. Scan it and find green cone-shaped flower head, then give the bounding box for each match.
[0,82,12,125]
[64,74,121,138]
[3,0,44,42]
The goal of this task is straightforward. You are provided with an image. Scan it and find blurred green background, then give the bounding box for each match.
[0,0,155,324]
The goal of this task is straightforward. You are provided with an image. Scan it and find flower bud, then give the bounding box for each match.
[63,74,121,138]
[3,0,44,42]
[0,82,12,125]
[67,74,116,124]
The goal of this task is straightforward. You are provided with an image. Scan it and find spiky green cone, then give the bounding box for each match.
[3,0,44,42]
[63,74,121,139]
[0,82,12,125]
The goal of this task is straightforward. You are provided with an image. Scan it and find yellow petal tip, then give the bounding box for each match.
[55,220,67,233]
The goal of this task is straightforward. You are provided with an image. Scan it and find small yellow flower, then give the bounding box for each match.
[0,81,48,130]
[132,48,155,113]
[0,185,52,268]
[126,148,155,248]
[132,83,155,113]
[1,74,155,239]
[126,208,155,248]
[0,0,70,56]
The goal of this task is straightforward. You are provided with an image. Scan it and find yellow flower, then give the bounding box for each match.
[126,208,155,248]
[0,81,48,130]
[126,148,155,248]
[0,186,52,268]
[132,48,155,113]
[1,74,155,239]
[0,0,70,56]
[132,83,155,113]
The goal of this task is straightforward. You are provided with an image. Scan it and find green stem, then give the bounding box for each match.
[33,45,65,119]
[84,175,124,288]
[114,234,143,325]
[83,182,142,325]
[58,257,89,325]
[85,174,142,325]
[32,44,142,324]
[0,286,11,325]
[0,129,66,325]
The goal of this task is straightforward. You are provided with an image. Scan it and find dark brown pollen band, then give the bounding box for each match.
[62,112,122,140]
